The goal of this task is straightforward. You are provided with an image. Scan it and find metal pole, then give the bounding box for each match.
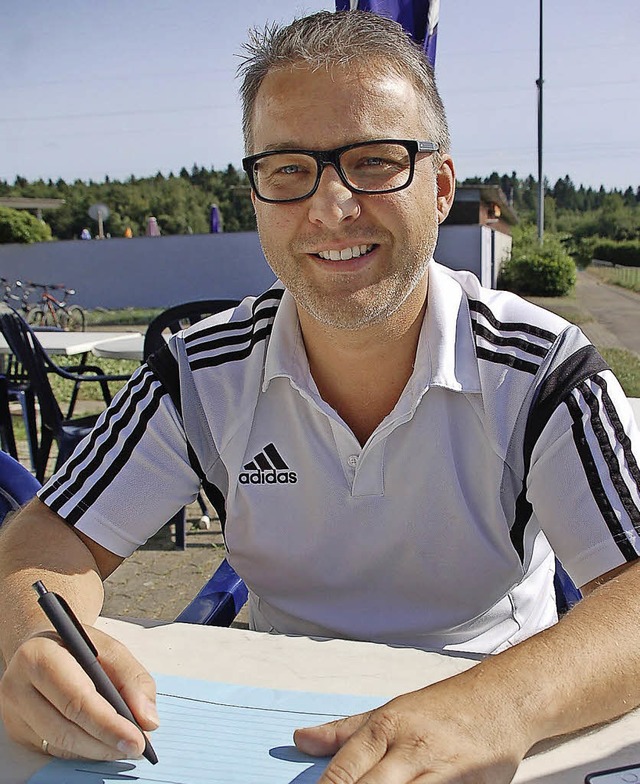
[536,0,544,243]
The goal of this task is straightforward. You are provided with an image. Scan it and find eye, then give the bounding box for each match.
[276,163,304,175]
[351,154,406,173]
[361,156,387,167]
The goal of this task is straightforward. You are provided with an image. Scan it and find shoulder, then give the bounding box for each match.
[177,285,285,371]
[436,263,570,338]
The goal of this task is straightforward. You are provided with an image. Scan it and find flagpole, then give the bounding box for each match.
[536,0,544,243]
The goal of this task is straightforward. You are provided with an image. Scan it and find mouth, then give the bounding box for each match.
[313,244,376,262]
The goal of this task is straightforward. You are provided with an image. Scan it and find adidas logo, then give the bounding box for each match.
[239,443,298,485]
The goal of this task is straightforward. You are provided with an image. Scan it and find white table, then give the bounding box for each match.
[0,330,143,358]
[3,618,640,783]
[91,332,146,361]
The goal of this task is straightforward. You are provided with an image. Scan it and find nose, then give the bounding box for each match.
[306,163,360,228]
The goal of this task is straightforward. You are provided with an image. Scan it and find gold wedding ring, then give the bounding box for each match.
[41,738,49,754]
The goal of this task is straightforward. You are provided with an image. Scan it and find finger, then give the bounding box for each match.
[90,630,159,730]
[294,711,373,756]
[324,748,434,784]
[313,710,402,784]
[28,650,149,759]
[11,689,140,762]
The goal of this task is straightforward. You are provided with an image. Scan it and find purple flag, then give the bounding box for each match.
[334,0,439,67]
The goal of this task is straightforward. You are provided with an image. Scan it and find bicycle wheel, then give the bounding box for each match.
[26,307,47,327]
[63,306,86,332]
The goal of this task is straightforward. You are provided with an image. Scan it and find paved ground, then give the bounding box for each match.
[573,271,640,356]
[12,271,640,626]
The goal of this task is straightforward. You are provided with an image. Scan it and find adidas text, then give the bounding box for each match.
[239,470,298,485]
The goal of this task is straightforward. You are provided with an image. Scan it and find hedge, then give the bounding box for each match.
[499,230,577,297]
[591,239,640,268]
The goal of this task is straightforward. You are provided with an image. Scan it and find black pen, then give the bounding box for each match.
[32,580,158,765]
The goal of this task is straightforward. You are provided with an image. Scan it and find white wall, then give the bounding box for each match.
[435,225,511,287]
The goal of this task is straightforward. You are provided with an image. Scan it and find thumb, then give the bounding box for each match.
[294,711,372,757]
[89,627,160,731]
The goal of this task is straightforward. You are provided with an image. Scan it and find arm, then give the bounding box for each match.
[296,560,640,783]
[0,499,158,760]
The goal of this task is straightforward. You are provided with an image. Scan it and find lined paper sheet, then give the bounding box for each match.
[28,675,384,783]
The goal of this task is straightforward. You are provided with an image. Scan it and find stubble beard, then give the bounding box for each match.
[289,225,439,331]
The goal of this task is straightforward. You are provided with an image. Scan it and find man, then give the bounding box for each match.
[2,11,640,783]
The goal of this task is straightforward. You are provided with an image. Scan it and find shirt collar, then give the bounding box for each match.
[420,260,481,393]
[263,261,481,395]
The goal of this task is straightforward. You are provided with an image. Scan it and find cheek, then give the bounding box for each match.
[256,203,298,235]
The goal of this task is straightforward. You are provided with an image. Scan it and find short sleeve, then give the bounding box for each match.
[37,363,202,557]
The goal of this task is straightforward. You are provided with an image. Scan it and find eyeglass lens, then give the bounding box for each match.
[252,142,413,201]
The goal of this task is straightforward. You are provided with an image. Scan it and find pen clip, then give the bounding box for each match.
[53,592,99,657]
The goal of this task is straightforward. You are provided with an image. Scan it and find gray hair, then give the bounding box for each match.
[238,10,450,158]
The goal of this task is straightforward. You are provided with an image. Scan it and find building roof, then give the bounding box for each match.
[454,185,518,225]
[0,197,65,211]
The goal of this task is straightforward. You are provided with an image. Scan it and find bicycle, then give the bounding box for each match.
[2,279,35,319]
[25,282,86,331]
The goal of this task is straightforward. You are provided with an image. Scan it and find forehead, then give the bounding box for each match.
[251,63,425,151]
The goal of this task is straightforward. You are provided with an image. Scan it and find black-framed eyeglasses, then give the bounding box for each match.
[242,139,439,204]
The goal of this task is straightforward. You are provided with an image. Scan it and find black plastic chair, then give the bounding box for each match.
[143,299,240,360]
[143,299,240,549]
[0,303,131,482]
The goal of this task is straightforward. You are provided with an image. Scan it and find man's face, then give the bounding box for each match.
[250,63,454,332]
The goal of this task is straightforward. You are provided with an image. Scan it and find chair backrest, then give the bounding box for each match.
[0,450,41,525]
[0,303,63,432]
[143,300,240,360]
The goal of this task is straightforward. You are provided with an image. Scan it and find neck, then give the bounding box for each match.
[299,279,428,445]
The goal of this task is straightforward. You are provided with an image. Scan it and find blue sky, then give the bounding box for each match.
[1,0,638,191]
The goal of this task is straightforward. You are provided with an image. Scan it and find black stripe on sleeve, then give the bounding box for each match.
[472,322,549,359]
[592,374,640,499]
[578,378,640,535]
[190,325,273,371]
[55,379,168,526]
[39,367,157,504]
[469,299,558,342]
[565,392,638,560]
[184,289,283,348]
[475,346,540,375]
[186,305,280,355]
[510,345,610,560]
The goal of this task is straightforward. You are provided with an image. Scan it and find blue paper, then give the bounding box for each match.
[28,675,384,783]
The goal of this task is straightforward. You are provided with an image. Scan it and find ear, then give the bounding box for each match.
[436,155,455,224]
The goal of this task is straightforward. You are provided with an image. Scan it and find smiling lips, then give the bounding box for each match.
[315,244,375,261]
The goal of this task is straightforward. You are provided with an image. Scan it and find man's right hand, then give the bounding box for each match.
[0,625,159,760]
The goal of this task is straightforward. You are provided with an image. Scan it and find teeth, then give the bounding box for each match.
[317,244,374,261]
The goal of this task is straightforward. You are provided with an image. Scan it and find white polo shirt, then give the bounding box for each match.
[39,261,640,654]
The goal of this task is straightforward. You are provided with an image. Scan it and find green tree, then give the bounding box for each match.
[0,207,53,244]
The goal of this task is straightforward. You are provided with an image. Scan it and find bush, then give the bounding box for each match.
[591,238,640,268]
[0,207,53,244]
[499,227,577,296]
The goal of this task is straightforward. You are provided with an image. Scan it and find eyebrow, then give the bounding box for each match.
[255,138,384,154]
[259,142,304,152]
